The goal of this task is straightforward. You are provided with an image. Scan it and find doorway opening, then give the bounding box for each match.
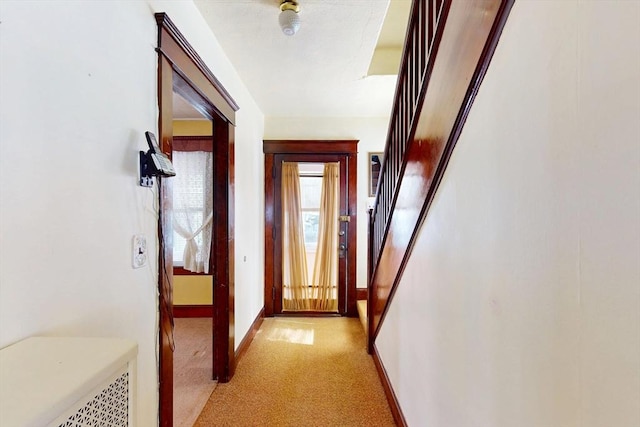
[264,140,358,318]
[156,13,238,426]
[282,162,340,313]
[170,92,215,426]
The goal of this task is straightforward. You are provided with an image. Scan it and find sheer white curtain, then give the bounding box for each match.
[172,150,213,273]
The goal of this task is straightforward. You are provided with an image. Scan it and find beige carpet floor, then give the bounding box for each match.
[194,317,395,427]
[174,317,217,427]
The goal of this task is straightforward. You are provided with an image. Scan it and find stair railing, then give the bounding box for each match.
[367,0,515,351]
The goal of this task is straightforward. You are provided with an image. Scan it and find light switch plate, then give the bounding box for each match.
[132,234,147,268]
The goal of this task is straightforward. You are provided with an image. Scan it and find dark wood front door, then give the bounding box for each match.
[264,140,358,317]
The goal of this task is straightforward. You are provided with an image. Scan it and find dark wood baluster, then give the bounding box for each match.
[391,133,395,191]
[411,27,418,114]
[371,0,441,280]
[404,77,410,148]
[407,33,415,117]
[419,0,426,82]
[428,0,434,53]
[396,119,401,173]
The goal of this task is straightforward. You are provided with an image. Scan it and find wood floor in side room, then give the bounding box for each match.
[174,317,217,427]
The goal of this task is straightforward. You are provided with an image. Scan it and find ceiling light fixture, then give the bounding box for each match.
[279,0,300,36]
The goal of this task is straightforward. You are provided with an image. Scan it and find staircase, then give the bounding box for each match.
[357,299,367,334]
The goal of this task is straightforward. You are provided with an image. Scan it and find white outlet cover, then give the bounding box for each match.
[132,235,147,268]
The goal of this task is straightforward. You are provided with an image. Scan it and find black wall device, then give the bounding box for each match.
[139,131,176,187]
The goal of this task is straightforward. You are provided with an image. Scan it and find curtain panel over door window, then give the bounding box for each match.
[282,162,310,310]
[310,163,339,311]
[281,162,339,312]
[172,150,213,273]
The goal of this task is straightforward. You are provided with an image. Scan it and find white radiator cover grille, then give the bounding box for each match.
[59,371,129,427]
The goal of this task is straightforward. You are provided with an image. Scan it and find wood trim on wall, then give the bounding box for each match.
[371,343,407,427]
[157,51,175,427]
[264,152,275,313]
[173,267,206,276]
[174,305,213,318]
[346,152,358,316]
[263,140,358,154]
[212,115,235,382]
[155,13,238,124]
[155,12,237,427]
[173,135,214,152]
[356,288,367,301]
[234,308,265,364]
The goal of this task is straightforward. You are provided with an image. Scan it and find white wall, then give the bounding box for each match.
[265,117,389,289]
[233,100,266,348]
[0,1,265,424]
[376,1,640,426]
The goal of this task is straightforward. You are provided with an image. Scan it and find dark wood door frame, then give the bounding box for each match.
[156,13,238,426]
[263,140,358,317]
[274,153,349,315]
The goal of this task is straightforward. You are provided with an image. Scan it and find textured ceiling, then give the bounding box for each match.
[193,0,411,118]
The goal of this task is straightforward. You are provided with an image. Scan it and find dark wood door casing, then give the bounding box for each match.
[263,140,358,317]
[156,12,238,427]
[273,153,349,315]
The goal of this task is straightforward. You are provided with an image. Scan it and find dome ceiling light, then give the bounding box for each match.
[279,0,300,36]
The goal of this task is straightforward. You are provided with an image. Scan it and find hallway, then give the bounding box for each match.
[194,317,395,426]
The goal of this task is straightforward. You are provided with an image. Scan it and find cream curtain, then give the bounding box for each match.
[310,163,339,311]
[172,150,213,273]
[282,162,310,310]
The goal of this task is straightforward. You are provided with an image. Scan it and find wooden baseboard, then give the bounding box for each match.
[371,343,407,427]
[234,307,265,363]
[173,305,213,318]
[356,288,367,300]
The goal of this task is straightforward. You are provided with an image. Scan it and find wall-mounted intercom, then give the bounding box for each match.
[139,131,176,187]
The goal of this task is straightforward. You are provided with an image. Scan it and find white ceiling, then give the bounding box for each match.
[193,0,411,118]
[173,91,206,120]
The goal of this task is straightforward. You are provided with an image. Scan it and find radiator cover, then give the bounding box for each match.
[0,337,138,427]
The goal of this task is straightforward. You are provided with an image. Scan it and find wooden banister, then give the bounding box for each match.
[368,0,515,347]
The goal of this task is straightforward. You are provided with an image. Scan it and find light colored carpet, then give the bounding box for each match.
[194,317,395,427]
[174,317,217,427]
